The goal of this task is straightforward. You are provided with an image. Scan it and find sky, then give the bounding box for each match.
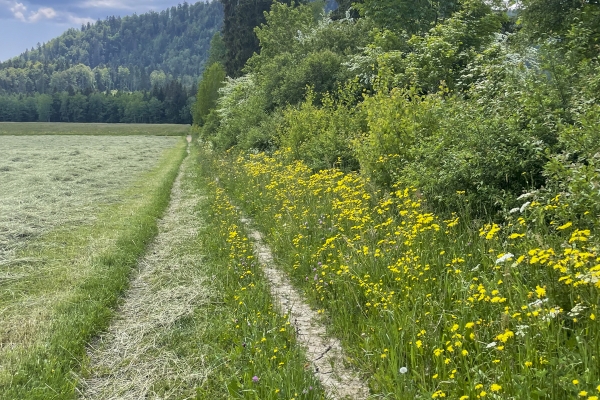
[0,0,198,62]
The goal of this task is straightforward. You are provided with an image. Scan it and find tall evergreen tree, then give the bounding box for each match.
[220,0,298,77]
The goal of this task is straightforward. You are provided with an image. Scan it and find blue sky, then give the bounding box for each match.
[0,0,198,62]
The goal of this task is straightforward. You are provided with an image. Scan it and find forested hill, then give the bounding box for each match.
[0,1,223,95]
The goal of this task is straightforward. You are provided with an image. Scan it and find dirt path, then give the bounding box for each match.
[79,142,212,399]
[241,218,370,400]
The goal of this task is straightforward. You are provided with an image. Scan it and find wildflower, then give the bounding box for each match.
[486,341,497,348]
[579,391,588,397]
[462,349,468,356]
[460,396,469,400]
[252,376,259,382]
[557,222,573,230]
[535,285,546,298]
[465,322,475,329]
[480,391,487,397]
[525,361,533,367]
[573,379,580,385]
[399,367,408,374]
[495,253,514,264]
[491,384,502,392]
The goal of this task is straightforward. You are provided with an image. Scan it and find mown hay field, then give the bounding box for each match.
[0,131,186,397]
[0,122,189,136]
[0,135,180,264]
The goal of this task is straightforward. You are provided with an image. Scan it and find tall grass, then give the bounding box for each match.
[0,138,187,398]
[213,149,600,399]
[192,145,324,399]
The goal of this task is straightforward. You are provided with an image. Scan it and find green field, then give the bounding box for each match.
[0,128,187,397]
[0,123,326,399]
[0,122,190,136]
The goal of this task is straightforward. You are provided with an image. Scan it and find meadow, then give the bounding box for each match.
[0,131,187,397]
[207,148,600,399]
[0,122,189,136]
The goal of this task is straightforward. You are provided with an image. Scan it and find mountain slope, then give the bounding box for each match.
[0,1,223,95]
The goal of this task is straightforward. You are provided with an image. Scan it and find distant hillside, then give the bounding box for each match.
[0,1,223,95]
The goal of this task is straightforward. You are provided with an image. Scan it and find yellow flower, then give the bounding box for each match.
[480,391,487,397]
[491,384,502,392]
[462,349,468,356]
[465,322,475,329]
[557,221,573,230]
[589,397,598,400]
[535,285,546,298]
[460,396,469,400]
[573,379,580,385]
[579,391,588,397]
[416,340,423,348]
[525,361,533,367]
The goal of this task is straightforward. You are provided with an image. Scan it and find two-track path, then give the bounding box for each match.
[80,137,368,399]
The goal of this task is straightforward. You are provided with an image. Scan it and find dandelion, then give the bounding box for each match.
[557,222,573,230]
[491,384,502,392]
[579,391,588,397]
[535,285,546,298]
[525,361,533,367]
[399,367,408,374]
[573,379,580,385]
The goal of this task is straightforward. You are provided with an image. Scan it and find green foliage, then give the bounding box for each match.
[220,0,299,77]
[279,90,362,171]
[206,32,227,66]
[355,0,461,35]
[192,62,226,126]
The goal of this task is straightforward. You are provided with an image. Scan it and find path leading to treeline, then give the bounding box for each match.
[80,138,368,399]
[80,139,212,399]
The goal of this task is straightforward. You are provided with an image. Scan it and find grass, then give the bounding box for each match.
[0,122,189,136]
[209,149,600,399]
[0,135,181,264]
[182,144,324,399]
[0,136,187,398]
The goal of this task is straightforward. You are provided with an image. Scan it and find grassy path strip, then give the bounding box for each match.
[240,217,369,400]
[81,140,210,399]
[0,138,187,399]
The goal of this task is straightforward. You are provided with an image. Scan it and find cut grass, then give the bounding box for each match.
[0,137,187,399]
[0,135,181,264]
[0,122,189,136]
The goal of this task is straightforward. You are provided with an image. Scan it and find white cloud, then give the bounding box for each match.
[10,2,27,21]
[79,0,134,10]
[66,13,94,24]
[3,1,58,22]
[29,7,57,22]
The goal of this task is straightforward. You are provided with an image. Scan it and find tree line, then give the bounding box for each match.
[0,80,192,124]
